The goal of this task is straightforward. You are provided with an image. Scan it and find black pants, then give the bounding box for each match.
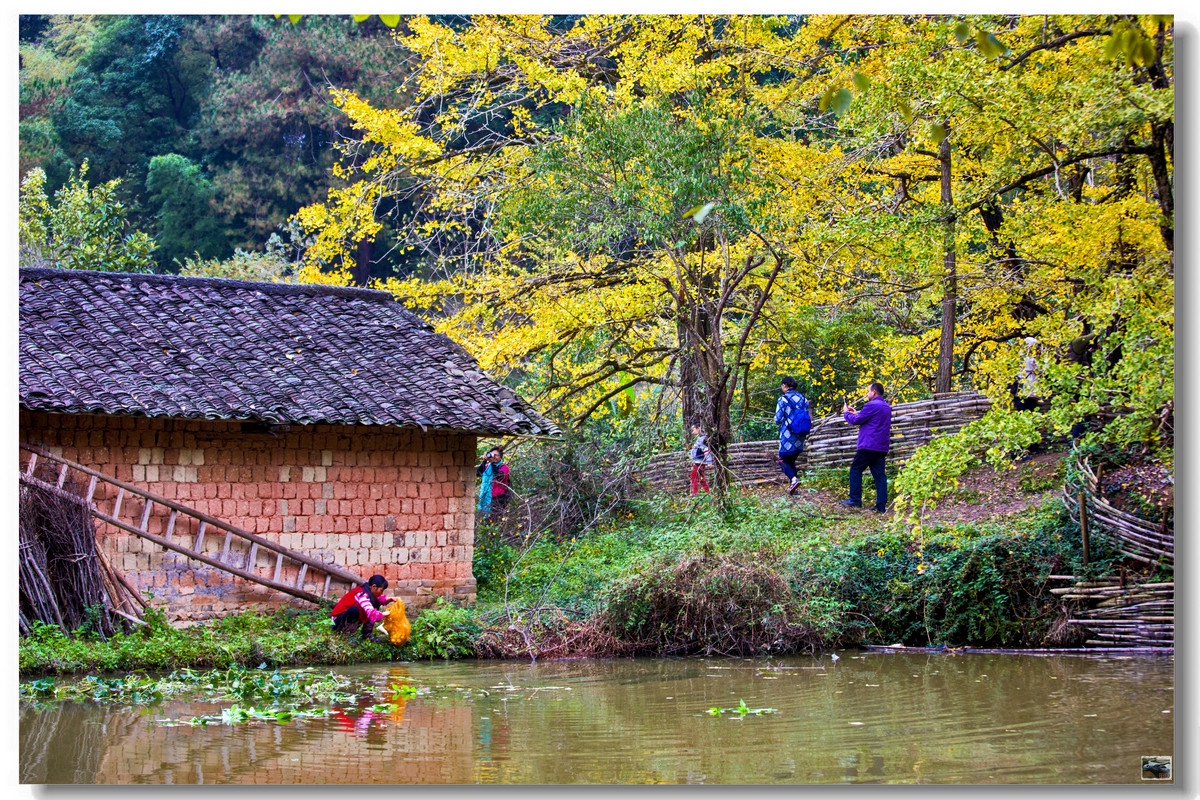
[849,449,888,511]
[333,607,371,638]
[778,433,807,480]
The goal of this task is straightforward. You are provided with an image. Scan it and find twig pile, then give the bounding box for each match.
[18,465,143,638]
[474,611,635,660]
[597,552,826,657]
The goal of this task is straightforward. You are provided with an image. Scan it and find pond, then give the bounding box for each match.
[20,651,1173,784]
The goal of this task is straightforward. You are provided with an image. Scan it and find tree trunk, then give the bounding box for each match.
[1148,121,1174,252]
[935,135,957,394]
[678,318,702,440]
[352,238,374,285]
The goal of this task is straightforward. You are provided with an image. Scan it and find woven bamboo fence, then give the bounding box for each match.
[1056,454,1173,649]
[1062,456,1174,568]
[1051,578,1174,649]
[636,391,992,495]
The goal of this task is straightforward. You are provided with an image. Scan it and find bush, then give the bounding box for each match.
[406,600,483,659]
[785,504,1109,647]
[598,549,844,656]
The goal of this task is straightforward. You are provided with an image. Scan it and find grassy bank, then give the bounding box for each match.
[20,475,1114,677]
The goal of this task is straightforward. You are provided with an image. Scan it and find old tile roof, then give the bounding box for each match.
[19,268,560,437]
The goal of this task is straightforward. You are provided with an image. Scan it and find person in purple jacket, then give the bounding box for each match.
[840,382,892,513]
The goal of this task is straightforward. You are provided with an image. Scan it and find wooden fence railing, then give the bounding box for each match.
[1062,455,1173,568]
[1052,578,1174,649]
[1056,453,1173,649]
[19,443,363,606]
[636,391,992,494]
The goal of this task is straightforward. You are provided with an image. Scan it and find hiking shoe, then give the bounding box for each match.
[873,507,887,514]
[840,500,862,508]
[788,478,801,495]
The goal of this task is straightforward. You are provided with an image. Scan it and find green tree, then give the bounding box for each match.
[144,154,228,270]
[18,15,114,185]
[20,162,157,273]
[50,16,208,205]
[192,16,413,275]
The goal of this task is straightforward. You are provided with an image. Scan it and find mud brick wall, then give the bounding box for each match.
[20,411,478,622]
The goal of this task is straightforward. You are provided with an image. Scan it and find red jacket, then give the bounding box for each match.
[331,585,391,624]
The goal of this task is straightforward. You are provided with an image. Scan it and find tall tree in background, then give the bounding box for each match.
[144,154,228,268]
[192,16,414,278]
[51,16,207,202]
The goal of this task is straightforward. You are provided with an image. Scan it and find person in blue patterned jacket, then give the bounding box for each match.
[774,377,812,495]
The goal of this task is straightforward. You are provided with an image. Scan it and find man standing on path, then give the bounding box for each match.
[774,376,811,495]
[841,382,892,513]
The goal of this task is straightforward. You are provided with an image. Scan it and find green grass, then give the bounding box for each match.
[19,606,406,677]
[23,492,1104,676]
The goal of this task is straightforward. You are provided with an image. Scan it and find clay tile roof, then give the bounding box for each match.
[19,268,560,437]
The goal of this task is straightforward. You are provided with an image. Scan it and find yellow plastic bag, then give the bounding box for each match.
[379,600,411,646]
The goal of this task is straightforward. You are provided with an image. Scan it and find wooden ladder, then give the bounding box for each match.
[19,443,363,606]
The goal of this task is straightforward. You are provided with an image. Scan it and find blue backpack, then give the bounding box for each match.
[784,392,812,435]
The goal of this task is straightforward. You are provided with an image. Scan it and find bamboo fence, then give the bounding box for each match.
[1056,453,1174,649]
[1061,455,1174,569]
[636,391,992,494]
[1051,579,1174,649]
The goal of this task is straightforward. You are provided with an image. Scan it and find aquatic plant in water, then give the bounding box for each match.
[705,699,777,716]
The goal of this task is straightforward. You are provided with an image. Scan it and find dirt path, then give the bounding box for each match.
[747,450,1068,529]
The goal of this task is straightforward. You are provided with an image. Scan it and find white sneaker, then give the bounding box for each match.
[788,477,801,495]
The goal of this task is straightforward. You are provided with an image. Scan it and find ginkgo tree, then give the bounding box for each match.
[804,13,1174,516]
[294,13,1172,502]
[295,14,848,495]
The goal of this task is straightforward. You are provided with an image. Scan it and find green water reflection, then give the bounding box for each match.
[19,651,1173,784]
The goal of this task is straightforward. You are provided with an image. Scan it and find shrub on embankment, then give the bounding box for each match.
[470,495,1106,657]
[21,497,1105,675]
[785,517,1110,648]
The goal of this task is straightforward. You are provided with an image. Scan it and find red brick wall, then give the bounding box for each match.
[20,411,478,621]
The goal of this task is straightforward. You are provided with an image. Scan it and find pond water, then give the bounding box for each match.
[20,651,1173,784]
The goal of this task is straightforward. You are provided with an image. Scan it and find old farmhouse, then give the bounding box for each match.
[18,267,558,621]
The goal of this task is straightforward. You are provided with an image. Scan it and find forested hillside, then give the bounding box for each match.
[19,14,414,278]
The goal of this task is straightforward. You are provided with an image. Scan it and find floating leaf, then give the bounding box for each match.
[1102,33,1123,61]
[819,86,836,113]
[953,22,971,45]
[692,201,716,224]
[379,15,401,28]
[852,72,871,92]
[930,123,948,145]
[830,88,853,116]
[976,30,1005,60]
[1136,37,1156,67]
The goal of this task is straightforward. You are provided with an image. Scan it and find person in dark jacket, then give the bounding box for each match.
[331,574,393,640]
[841,382,892,513]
